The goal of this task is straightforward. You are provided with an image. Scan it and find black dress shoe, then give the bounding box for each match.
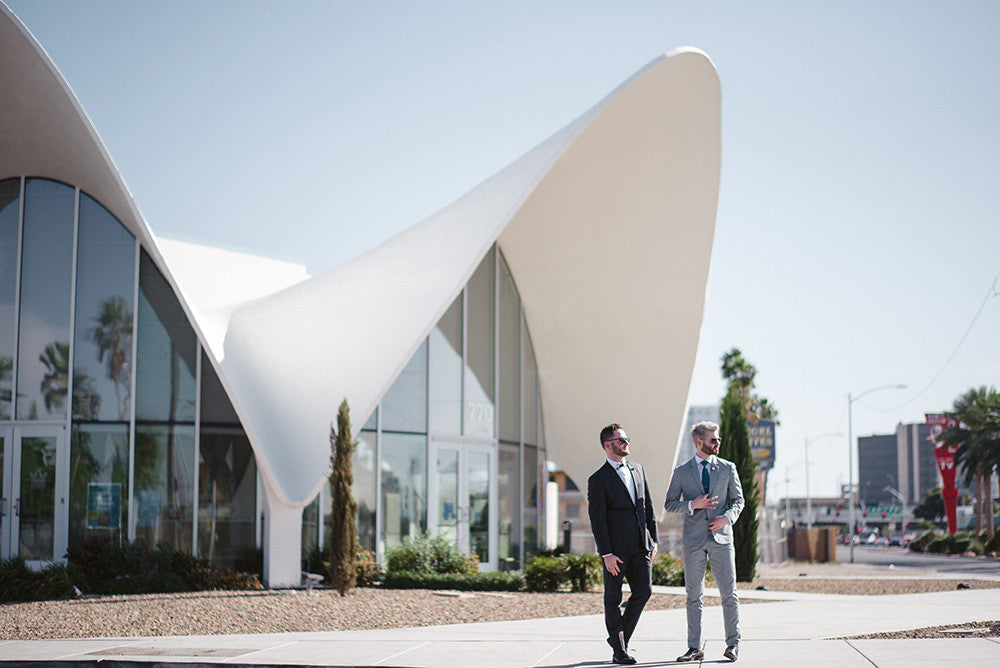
[611,650,637,665]
[676,647,704,662]
[723,645,738,662]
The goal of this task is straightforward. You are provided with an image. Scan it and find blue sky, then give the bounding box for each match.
[8,1,999,502]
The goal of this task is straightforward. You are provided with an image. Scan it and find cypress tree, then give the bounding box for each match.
[328,399,358,595]
[719,385,759,582]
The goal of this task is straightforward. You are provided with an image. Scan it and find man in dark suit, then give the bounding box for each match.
[588,423,658,665]
[664,421,744,663]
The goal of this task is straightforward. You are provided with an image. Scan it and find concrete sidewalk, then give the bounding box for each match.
[3,586,999,667]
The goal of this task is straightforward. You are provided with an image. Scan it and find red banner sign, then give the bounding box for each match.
[925,413,960,534]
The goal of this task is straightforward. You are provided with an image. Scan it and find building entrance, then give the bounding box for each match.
[0,425,68,566]
[429,440,498,571]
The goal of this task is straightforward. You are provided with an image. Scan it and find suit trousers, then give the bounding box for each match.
[683,539,740,648]
[602,549,653,650]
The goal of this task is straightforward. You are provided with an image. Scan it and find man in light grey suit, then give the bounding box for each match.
[664,421,744,662]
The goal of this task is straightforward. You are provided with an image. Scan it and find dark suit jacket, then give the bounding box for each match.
[588,460,658,557]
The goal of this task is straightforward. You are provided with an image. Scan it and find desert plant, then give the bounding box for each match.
[386,533,478,575]
[651,553,685,586]
[524,555,565,592]
[562,553,601,592]
[328,399,359,596]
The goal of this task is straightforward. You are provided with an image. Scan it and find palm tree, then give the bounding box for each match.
[938,387,1000,539]
[90,295,134,420]
[39,341,70,414]
[39,341,100,420]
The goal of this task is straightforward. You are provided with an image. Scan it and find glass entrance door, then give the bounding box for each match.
[0,425,68,565]
[430,441,497,571]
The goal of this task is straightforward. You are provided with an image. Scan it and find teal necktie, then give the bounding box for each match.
[701,461,710,495]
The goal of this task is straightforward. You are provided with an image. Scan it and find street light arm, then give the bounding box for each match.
[850,384,908,404]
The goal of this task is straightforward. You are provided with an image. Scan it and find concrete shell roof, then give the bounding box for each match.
[1,2,720,511]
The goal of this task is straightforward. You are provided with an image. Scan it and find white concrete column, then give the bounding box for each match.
[262,493,303,588]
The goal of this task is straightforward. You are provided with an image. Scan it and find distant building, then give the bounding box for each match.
[858,434,898,506]
[895,423,941,505]
[858,422,972,510]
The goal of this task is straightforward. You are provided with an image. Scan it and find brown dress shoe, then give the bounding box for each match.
[724,645,739,662]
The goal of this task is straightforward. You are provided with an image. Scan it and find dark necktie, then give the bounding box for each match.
[701,461,710,495]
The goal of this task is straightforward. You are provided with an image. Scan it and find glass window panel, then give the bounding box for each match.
[380,340,427,433]
[467,449,490,563]
[134,424,195,553]
[18,435,57,560]
[354,430,377,552]
[17,179,75,420]
[498,441,520,570]
[135,251,197,422]
[0,179,19,419]
[0,433,5,554]
[429,295,462,435]
[498,253,520,442]
[379,433,426,550]
[73,193,136,421]
[362,408,377,432]
[198,426,257,570]
[69,423,129,548]
[464,248,495,438]
[200,350,239,424]
[434,447,459,544]
[522,323,539,446]
[522,444,538,558]
[302,495,320,560]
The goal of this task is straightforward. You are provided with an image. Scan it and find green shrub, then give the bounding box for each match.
[949,534,973,555]
[651,553,685,586]
[524,555,565,592]
[383,570,524,591]
[386,533,478,574]
[909,529,936,553]
[65,536,262,595]
[925,535,949,554]
[563,553,601,592]
[355,547,383,587]
[0,558,77,602]
[967,538,986,556]
[985,532,1000,555]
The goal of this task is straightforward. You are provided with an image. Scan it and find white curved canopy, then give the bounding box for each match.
[1,0,719,512]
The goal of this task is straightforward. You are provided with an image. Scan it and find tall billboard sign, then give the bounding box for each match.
[925,413,959,535]
[748,418,776,472]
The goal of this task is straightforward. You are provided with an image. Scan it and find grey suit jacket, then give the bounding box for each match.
[663,455,744,548]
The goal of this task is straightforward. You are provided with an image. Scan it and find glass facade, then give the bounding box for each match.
[0,177,256,570]
[363,246,546,568]
[2,176,546,573]
[0,179,19,420]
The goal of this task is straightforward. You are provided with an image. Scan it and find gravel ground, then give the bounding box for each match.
[2,574,998,641]
[0,589,699,640]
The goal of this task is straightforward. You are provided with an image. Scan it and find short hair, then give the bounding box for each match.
[691,421,719,442]
[600,423,623,445]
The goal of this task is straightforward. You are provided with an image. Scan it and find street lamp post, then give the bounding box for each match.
[848,384,906,563]
[804,432,843,530]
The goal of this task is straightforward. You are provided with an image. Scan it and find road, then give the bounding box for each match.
[837,543,1000,579]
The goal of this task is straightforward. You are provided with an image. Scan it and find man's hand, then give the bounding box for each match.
[603,554,623,576]
[650,543,658,560]
[691,494,719,510]
[708,515,731,531]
